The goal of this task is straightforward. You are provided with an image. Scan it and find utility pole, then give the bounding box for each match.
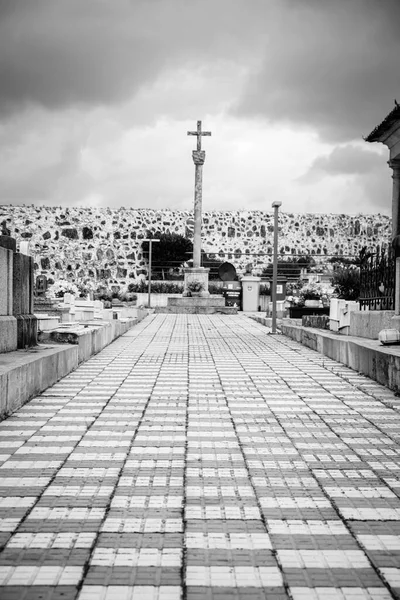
[271,201,282,334]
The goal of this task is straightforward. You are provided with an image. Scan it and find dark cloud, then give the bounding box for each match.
[3,0,397,144]
[234,0,400,141]
[302,144,385,181]
[0,0,266,117]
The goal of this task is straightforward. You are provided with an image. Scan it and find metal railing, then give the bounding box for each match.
[359,245,395,310]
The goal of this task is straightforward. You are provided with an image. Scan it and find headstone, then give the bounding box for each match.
[20,241,31,256]
[0,242,17,352]
[35,275,48,297]
[13,251,37,348]
[63,293,74,306]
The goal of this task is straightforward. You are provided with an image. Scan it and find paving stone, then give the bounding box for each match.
[1,314,400,598]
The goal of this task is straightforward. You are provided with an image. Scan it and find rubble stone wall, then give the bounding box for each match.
[0,205,391,286]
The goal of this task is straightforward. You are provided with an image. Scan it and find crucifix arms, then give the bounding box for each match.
[187,120,211,151]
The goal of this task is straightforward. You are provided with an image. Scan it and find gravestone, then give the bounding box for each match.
[0,234,37,351]
[36,275,48,297]
[0,237,17,352]
[13,250,37,348]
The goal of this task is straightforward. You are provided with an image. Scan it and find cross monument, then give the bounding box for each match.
[187,120,211,268]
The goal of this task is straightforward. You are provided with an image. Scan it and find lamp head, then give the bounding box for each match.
[272,201,282,208]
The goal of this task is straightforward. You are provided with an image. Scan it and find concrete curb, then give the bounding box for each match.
[250,315,400,393]
[0,315,146,420]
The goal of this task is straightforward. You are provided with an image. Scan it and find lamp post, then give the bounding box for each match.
[271,201,282,334]
[142,239,160,308]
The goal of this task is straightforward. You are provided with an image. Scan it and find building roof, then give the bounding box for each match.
[365,102,400,142]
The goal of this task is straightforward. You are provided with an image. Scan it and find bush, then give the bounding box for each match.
[331,266,360,300]
[128,281,184,294]
[260,283,270,296]
[208,282,223,295]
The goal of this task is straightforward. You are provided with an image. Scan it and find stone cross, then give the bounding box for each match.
[187,120,211,267]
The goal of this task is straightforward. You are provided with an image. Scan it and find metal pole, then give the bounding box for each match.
[142,239,160,309]
[271,201,282,334]
[148,240,152,309]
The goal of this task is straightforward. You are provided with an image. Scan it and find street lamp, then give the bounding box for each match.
[142,239,160,308]
[271,201,282,334]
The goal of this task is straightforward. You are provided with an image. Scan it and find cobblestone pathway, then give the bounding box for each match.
[1,314,400,599]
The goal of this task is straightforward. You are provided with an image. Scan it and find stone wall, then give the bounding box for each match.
[0,205,391,287]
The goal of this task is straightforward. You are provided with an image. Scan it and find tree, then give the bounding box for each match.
[142,233,193,279]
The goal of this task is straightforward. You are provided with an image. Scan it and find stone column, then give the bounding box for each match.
[390,159,400,315]
[192,150,205,268]
[390,159,400,238]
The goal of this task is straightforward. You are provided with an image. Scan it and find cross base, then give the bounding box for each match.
[183,267,210,297]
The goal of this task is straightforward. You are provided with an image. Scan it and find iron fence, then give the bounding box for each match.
[359,245,395,310]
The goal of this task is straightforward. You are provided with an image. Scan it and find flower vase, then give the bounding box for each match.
[304,299,320,308]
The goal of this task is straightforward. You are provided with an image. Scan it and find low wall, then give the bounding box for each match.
[350,310,396,339]
[0,345,78,418]
[136,293,184,307]
[0,313,147,420]
[278,321,400,393]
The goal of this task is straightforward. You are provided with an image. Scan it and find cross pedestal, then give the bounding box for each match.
[183,266,210,298]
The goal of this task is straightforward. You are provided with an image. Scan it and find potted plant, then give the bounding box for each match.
[187,279,205,297]
[299,282,324,307]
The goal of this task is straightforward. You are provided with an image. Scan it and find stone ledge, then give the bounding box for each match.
[250,315,400,393]
[0,315,146,420]
[168,296,225,307]
[38,318,141,364]
[155,305,237,314]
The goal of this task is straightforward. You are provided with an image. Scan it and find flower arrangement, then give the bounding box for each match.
[299,282,325,300]
[187,279,205,294]
[46,280,79,299]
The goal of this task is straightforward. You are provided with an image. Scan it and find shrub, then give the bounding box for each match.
[331,266,360,300]
[208,282,223,295]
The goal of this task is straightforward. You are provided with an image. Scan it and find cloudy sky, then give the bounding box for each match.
[0,0,399,215]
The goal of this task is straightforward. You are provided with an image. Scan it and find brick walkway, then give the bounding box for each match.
[1,314,400,599]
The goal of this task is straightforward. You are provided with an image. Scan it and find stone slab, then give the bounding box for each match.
[350,310,396,339]
[0,315,17,353]
[38,318,141,364]
[155,305,238,314]
[15,314,37,349]
[168,296,225,307]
